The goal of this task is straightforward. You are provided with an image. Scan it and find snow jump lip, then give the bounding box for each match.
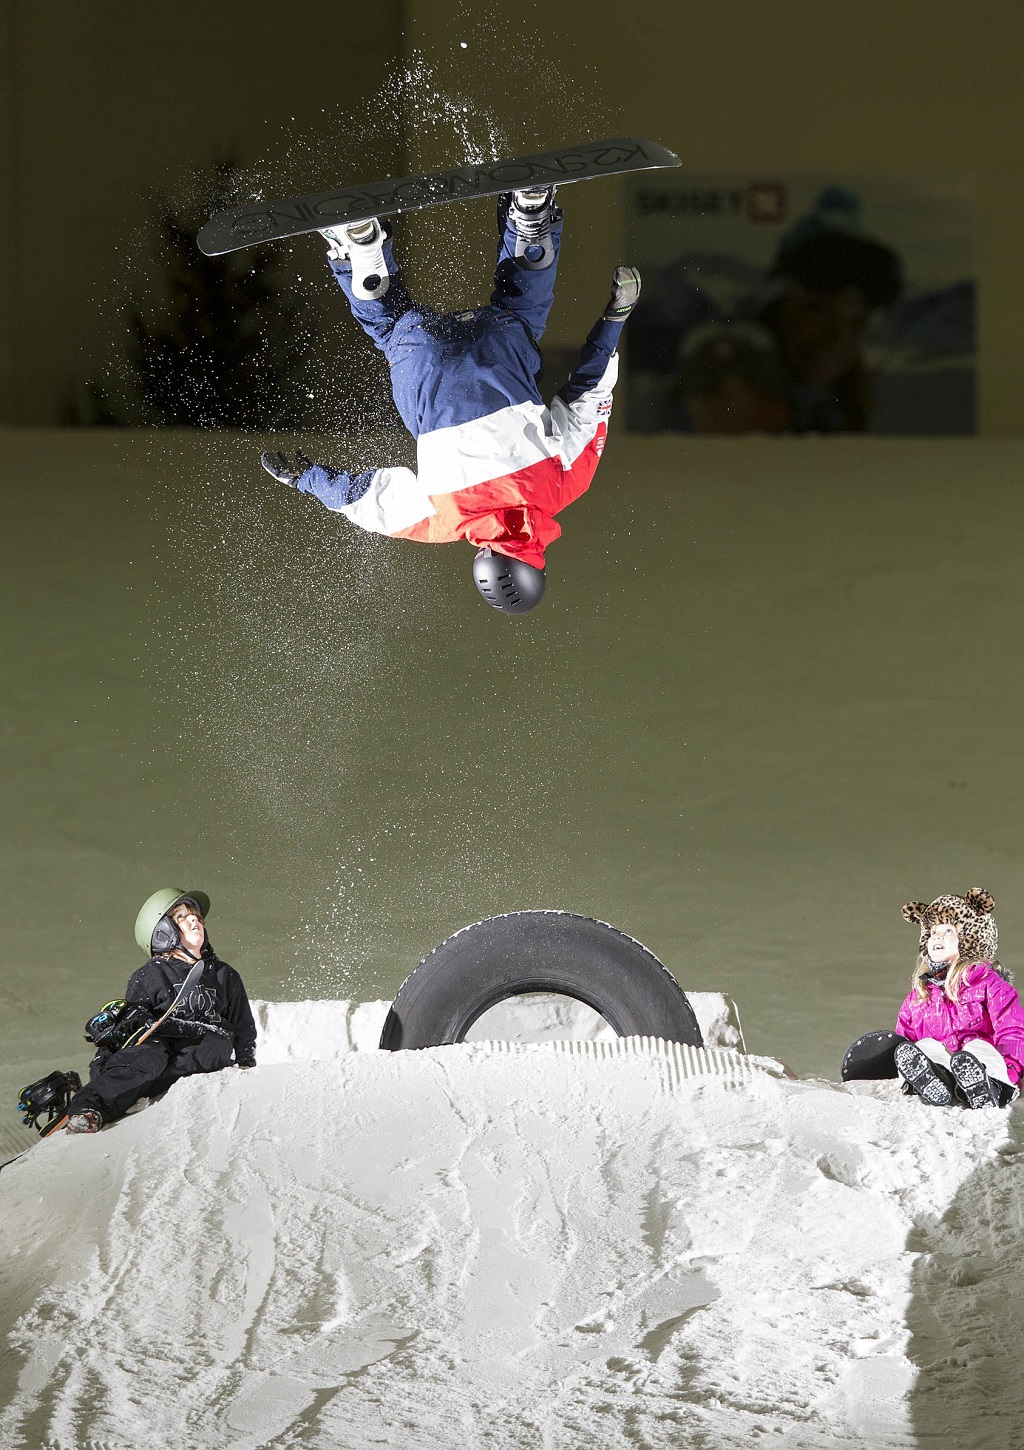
[196,137,682,256]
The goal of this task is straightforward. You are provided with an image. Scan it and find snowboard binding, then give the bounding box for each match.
[319,218,391,300]
[84,999,154,1053]
[18,1069,83,1136]
[507,187,560,270]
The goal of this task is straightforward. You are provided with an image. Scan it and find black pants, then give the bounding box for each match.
[68,1033,234,1124]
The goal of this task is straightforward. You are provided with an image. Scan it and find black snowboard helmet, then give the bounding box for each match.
[472,547,546,615]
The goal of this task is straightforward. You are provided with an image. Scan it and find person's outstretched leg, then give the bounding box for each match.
[894,1038,956,1106]
[950,1039,1018,1107]
[143,1032,236,1099]
[490,188,564,343]
[321,219,417,354]
[64,1038,176,1128]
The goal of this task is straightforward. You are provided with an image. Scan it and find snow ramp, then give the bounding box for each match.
[2,1030,1022,1448]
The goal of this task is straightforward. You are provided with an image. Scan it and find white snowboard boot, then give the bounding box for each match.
[319,218,391,301]
[507,186,559,270]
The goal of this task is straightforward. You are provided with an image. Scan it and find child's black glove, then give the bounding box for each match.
[261,450,313,487]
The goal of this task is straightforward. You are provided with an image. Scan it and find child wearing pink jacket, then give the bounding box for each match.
[894,888,1024,1108]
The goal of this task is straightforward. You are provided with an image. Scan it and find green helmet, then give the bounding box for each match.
[134,887,212,954]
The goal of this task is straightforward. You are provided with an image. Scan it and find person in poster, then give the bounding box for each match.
[628,176,974,436]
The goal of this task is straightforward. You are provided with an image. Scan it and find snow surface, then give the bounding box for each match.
[250,990,747,1060]
[2,997,1023,1448]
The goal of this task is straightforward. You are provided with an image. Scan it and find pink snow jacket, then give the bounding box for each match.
[896,962,1024,1084]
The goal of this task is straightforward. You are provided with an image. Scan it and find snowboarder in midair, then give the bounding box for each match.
[261,188,640,614]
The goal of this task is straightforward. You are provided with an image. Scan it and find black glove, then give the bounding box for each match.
[261,450,313,487]
[602,266,641,322]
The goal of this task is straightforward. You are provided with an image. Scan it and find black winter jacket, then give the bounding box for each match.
[125,946,257,1065]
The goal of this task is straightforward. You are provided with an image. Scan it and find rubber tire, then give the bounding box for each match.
[379,910,703,1050]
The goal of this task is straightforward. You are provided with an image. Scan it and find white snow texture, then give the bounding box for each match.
[2,994,1023,1449]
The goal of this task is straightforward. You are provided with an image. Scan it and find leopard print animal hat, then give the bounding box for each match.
[901,887,998,966]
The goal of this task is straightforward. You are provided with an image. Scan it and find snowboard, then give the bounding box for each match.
[197,137,681,257]
[841,1030,906,1081]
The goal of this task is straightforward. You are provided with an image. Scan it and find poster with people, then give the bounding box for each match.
[624,172,975,435]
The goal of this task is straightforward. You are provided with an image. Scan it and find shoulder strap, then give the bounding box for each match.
[132,957,206,1046]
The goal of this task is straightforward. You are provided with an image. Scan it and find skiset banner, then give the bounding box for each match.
[624,171,976,436]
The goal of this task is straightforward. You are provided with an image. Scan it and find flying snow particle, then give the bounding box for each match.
[460,41,468,48]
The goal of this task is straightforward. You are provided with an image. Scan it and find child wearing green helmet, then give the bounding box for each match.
[63,888,256,1134]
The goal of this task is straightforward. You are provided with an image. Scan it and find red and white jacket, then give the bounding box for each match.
[296,352,617,571]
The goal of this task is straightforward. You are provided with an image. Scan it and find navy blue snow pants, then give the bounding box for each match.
[329,197,564,354]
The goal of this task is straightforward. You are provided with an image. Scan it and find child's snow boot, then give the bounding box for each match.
[319,218,391,301]
[507,187,560,270]
[894,1040,954,1106]
[65,1108,103,1135]
[949,1049,1003,1109]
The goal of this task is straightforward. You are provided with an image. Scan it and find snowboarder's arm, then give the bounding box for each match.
[125,964,162,1014]
[221,965,258,1066]
[297,462,437,537]
[895,994,917,1039]
[294,462,379,510]
[262,452,436,537]
[549,350,618,462]
[544,348,618,513]
[556,328,620,410]
[551,265,637,426]
[984,971,1024,1084]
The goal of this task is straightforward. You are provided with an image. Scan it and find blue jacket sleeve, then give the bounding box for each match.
[296,464,378,510]
[558,312,627,406]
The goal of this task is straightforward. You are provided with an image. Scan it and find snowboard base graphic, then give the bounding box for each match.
[197,137,681,257]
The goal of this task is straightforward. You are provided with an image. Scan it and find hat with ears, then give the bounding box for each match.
[901,887,997,966]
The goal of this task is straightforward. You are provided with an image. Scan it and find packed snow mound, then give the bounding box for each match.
[250,990,746,1059]
[2,1022,1024,1448]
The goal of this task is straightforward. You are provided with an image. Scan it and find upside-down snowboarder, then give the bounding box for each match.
[261,187,641,615]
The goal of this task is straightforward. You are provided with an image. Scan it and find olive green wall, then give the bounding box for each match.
[0,2,405,425]
[2,2,1021,430]
[402,0,1023,435]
